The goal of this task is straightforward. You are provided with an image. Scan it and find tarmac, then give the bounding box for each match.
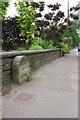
[2,49,78,118]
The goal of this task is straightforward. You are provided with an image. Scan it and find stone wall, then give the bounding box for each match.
[0,49,60,85]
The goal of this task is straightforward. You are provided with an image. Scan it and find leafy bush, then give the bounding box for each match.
[62,21,80,47]
[60,43,69,55]
[0,1,9,20]
[2,17,26,51]
[17,47,27,51]
[31,38,45,47]
[29,45,43,50]
[44,40,55,49]
[30,38,55,49]
[15,1,37,44]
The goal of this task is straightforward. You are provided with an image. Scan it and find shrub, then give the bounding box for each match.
[62,21,80,47]
[16,47,27,51]
[29,38,55,49]
[44,40,55,49]
[29,45,43,50]
[2,17,26,51]
[31,38,45,47]
[60,43,69,55]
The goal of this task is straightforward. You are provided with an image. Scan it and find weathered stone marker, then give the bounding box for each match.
[12,56,30,84]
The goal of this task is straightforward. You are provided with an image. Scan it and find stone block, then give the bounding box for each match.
[2,58,12,70]
[12,56,30,84]
[2,70,11,83]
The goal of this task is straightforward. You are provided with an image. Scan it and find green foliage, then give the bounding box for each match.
[16,47,27,51]
[29,45,43,50]
[31,38,45,48]
[26,75,32,82]
[60,43,69,55]
[44,40,55,49]
[70,22,80,47]
[74,20,80,29]
[29,38,55,50]
[15,1,37,43]
[62,21,80,47]
[0,1,9,20]
[17,38,55,50]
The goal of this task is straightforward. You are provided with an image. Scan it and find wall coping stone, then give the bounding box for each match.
[0,49,60,59]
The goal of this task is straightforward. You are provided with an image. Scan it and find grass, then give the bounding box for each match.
[16,47,27,51]
[26,75,32,82]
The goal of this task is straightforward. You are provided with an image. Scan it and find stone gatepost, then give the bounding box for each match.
[12,56,30,84]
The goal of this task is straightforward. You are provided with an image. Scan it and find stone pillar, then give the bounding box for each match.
[12,56,30,84]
